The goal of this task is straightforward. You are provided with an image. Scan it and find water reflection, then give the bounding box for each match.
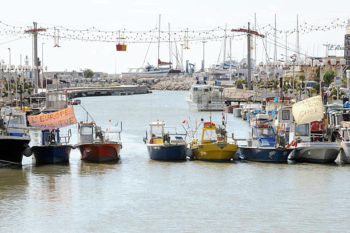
[79,160,121,176]
[0,168,28,200]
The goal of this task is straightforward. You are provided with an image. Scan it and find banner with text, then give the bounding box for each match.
[292,95,324,125]
[28,106,77,129]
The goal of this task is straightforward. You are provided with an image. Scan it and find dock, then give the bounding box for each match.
[47,84,150,98]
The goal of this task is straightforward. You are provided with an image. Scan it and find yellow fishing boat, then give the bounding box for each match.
[189,122,238,162]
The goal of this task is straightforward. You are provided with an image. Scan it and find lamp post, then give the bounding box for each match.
[42,42,45,90]
[8,48,11,103]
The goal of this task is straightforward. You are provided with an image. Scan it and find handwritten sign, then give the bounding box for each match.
[28,106,77,129]
[292,95,324,125]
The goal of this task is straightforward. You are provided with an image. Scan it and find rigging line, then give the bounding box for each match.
[0,36,25,45]
[142,27,157,67]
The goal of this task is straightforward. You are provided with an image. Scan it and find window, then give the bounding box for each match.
[282,110,290,120]
[295,124,309,136]
[203,129,217,141]
[257,128,274,137]
[81,126,93,135]
[8,115,24,125]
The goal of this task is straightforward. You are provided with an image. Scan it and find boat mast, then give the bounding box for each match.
[254,13,257,64]
[223,24,227,66]
[157,14,161,69]
[168,23,171,68]
[296,14,300,61]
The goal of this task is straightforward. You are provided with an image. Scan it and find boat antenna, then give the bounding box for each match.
[79,104,95,123]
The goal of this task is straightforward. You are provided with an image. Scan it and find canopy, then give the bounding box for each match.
[292,95,324,125]
[28,106,77,129]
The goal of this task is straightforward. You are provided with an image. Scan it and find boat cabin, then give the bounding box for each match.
[200,122,218,144]
[0,107,29,137]
[41,129,71,146]
[250,124,276,147]
[44,91,68,113]
[147,121,185,145]
[78,123,107,144]
[289,123,311,144]
[148,121,166,144]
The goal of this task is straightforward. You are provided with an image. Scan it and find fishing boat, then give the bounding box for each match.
[144,121,187,161]
[28,106,77,165]
[189,121,237,162]
[186,81,225,111]
[239,124,291,163]
[287,123,340,163]
[31,129,73,165]
[339,126,350,163]
[0,108,31,165]
[286,95,341,163]
[77,122,122,162]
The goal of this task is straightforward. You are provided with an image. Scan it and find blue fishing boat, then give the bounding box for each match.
[31,129,73,165]
[144,121,187,161]
[239,124,291,163]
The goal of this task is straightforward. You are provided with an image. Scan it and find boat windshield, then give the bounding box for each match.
[257,127,274,137]
[151,126,163,138]
[295,124,309,136]
[203,129,217,141]
[81,126,93,135]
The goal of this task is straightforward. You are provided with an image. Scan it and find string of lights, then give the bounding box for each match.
[0,18,348,46]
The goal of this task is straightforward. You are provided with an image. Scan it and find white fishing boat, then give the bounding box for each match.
[339,125,350,163]
[287,96,341,163]
[186,83,225,111]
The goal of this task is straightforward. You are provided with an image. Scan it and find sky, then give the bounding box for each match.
[0,0,349,73]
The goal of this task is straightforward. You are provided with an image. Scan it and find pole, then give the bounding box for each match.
[254,13,257,64]
[274,14,277,63]
[202,41,206,72]
[42,42,45,89]
[8,48,11,103]
[292,61,295,90]
[296,15,300,61]
[247,22,252,90]
[223,24,227,65]
[157,15,161,69]
[181,44,184,71]
[285,32,288,62]
[33,22,39,94]
[229,37,232,81]
[168,23,171,67]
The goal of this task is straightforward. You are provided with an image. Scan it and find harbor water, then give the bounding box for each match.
[1,91,350,232]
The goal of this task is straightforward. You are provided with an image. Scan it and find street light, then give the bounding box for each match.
[8,48,11,103]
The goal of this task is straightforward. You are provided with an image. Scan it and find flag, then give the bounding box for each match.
[182,120,187,124]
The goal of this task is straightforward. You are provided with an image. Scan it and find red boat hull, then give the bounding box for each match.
[79,143,122,162]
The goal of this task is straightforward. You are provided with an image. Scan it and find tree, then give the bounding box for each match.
[83,69,94,78]
[323,70,335,87]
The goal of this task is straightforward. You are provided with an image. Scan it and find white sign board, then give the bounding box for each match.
[335,76,341,87]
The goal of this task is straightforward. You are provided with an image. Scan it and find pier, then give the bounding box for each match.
[47,84,150,98]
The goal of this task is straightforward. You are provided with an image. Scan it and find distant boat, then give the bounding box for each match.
[77,122,122,163]
[186,78,225,111]
[189,121,237,162]
[144,121,187,161]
